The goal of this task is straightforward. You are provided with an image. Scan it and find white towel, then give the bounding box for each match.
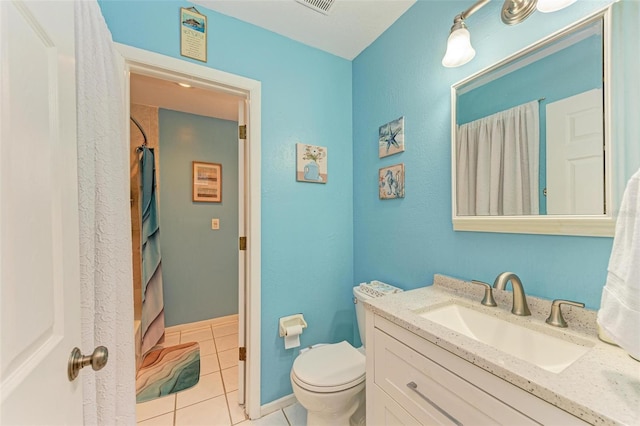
[597,168,640,360]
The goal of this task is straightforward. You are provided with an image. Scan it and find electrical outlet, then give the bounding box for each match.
[212,218,220,230]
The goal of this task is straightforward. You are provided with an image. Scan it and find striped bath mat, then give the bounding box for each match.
[136,342,200,403]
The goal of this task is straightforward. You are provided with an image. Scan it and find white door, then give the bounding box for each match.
[237,99,247,406]
[1,1,83,424]
[546,89,604,215]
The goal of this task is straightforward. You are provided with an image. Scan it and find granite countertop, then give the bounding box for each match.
[363,274,640,425]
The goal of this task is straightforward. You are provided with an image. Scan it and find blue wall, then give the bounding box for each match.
[99,1,354,404]
[158,110,239,326]
[353,0,615,312]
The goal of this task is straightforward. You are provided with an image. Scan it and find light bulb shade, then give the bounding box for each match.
[536,0,577,13]
[442,27,476,68]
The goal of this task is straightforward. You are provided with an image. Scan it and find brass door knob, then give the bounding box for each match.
[68,346,109,381]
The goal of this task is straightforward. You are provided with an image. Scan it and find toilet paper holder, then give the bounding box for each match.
[279,314,307,337]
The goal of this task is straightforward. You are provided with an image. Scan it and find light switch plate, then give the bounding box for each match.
[212,218,220,230]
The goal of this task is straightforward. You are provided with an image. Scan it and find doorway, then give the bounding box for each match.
[118,43,262,420]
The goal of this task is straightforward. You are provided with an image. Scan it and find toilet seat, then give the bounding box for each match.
[291,341,365,393]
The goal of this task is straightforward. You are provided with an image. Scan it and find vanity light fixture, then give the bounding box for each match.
[442,16,476,68]
[536,0,577,13]
[442,0,489,68]
[443,0,576,68]
[501,0,537,25]
[177,82,192,88]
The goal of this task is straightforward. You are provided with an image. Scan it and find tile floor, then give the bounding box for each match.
[136,316,307,426]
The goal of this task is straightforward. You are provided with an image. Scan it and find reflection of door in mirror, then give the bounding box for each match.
[546,89,604,215]
[455,18,604,216]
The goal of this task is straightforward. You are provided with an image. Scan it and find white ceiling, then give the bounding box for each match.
[130,73,242,121]
[191,0,416,60]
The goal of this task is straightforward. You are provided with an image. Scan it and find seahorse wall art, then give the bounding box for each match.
[379,163,405,199]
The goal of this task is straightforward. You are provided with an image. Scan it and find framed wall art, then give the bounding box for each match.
[379,116,405,158]
[379,163,405,199]
[193,161,221,202]
[296,143,327,184]
[180,7,207,62]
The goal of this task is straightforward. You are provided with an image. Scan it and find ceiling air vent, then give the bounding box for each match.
[295,0,336,15]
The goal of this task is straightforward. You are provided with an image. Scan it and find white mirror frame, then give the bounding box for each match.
[451,6,615,237]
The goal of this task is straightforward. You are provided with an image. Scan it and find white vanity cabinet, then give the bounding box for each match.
[366,314,589,425]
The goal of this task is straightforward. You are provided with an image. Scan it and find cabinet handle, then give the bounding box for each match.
[407,381,463,426]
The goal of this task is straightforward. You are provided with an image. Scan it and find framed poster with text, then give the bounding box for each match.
[180,7,207,62]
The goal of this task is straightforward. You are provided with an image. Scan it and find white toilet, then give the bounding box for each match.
[290,283,401,426]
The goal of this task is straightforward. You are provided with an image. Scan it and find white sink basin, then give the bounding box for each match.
[416,303,592,373]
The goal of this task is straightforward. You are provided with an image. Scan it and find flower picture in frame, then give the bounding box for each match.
[193,161,221,202]
[379,116,405,158]
[379,163,405,199]
[296,143,327,184]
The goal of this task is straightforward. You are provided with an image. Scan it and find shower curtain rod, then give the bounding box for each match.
[130,116,148,151]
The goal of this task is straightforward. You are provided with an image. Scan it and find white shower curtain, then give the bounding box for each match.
[457,101,540,216]
[75,1,136,424]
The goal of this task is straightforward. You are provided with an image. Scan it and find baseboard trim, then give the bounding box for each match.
[164,314,239,334]
[260,393,297,418]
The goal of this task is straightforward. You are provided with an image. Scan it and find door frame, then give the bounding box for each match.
[116,43,262,419]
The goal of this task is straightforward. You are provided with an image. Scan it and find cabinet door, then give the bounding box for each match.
[372,385,423,426]
[374,328,538,425]
[373,316,589,426]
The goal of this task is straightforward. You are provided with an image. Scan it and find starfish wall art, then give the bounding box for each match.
[378,116,405,158]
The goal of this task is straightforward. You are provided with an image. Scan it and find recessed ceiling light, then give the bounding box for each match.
[177,82,192,88]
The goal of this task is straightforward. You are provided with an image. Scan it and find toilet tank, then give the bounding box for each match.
[353,281,404,348]
[353,286,372,348]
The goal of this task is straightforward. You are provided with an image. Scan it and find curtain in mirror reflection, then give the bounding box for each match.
[457,101,539,216]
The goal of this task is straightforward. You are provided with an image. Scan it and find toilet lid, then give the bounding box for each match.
[292,341,365,391]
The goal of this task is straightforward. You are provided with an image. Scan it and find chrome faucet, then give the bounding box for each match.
[493,272,531,316]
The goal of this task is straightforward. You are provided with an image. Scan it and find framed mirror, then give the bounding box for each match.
[451,8,615,237]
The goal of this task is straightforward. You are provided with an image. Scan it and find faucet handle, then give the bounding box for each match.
[471,280,497,307]
[545,299,585,328]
